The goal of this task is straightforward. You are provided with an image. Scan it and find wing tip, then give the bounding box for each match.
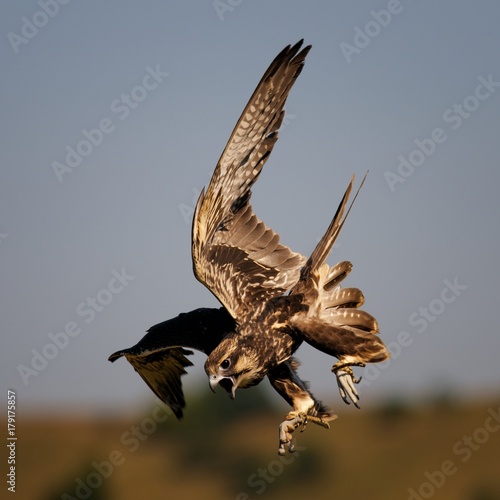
[170,404,184,420]
[108,349,127,362]
[266,39,312,80]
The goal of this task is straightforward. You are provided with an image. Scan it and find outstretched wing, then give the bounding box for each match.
[192,40,310,322]
[289,176,389,366]
[108,307,235,418]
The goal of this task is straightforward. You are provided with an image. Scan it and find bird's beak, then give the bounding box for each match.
[209,375,237,399]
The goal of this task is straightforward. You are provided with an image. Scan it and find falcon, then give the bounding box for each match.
[109,40,389,455]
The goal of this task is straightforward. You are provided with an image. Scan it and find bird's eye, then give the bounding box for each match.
[220,359,231,370]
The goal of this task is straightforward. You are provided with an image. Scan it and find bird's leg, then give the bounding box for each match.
[332,361,365,408]
[268,359,337,455]
[278,411,306,455]
[278,407,336,455]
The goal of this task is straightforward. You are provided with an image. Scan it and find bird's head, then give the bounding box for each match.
[204,335,264,399]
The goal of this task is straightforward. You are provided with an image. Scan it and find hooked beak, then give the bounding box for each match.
[209,374,237,399]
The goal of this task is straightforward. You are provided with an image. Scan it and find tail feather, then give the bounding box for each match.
[321,286,364,309]
[296,173,367,289]
[290,316,389,364]
[289,172,389,367]
[323,261,353,291]
[304,176,354,274]
[321,309,379,333]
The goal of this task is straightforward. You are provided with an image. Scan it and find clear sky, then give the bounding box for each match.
[1,0,499,413]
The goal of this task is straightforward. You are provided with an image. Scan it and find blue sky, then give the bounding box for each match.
[1,0,499,413]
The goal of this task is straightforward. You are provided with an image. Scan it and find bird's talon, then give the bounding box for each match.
[278,412,306,454]
[305,414,333,429]
[277,409,335,454]
[333,364,363,407]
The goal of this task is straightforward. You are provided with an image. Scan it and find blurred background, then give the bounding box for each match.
[1,1,499,498]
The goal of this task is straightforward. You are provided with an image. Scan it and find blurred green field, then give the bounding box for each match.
[16,390,500,500]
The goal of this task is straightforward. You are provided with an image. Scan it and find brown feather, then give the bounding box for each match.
[268,359,334,417]
[322,309,379,333]
[192,41,310,321]
[323,261,353,291]
[290,316,389,365]
[322,287,364,309]
[125,348,193,419]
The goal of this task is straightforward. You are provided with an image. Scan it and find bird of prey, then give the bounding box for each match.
[109,40,389,455]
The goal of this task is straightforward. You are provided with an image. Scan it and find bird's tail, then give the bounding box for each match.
[293,174,364,290]
[294,259,383,334]
[290,174,389,366]
[290,259,389,367]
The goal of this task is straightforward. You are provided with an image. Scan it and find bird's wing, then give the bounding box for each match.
[291,173,366,294]
[108,307,235,418]
[289,175,389,365]
[192,40,310,322]
[290,316,388,364]
[116,347,194,419]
